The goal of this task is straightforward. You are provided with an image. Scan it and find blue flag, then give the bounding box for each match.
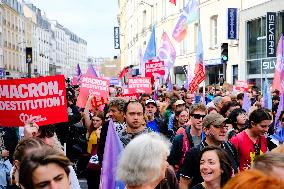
[99,120,125,189]
[142,26,156,76]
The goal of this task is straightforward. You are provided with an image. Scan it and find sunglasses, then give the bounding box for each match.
[254,143,260,156]
[212,124,229,130]
[192,114,206,120]
[281,118,284,122]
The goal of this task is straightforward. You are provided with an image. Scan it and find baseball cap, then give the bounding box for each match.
[145,99,157,107]
[174,100,185,106]
[203,112,227,128]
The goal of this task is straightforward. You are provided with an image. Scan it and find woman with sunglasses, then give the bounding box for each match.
[267,110,284,151]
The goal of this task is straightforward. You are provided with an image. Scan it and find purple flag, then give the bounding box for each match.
[86,64,99,77]
[99,120,125,189]
[272,35,284,93]
[76,64,81,76]
[157,32,176,81]
[242,92,251,113]
[274,93,284,132]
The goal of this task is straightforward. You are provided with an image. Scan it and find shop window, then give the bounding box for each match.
[247,59,261,75]
[232,65,238,85]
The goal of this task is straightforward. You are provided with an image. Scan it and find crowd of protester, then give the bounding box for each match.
[1,82,284,189]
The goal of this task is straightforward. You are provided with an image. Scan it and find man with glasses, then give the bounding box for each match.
[168,104,206,176]
[179,112,239,189]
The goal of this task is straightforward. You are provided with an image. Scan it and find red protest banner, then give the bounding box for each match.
[0,75,68,127]
[76,74,110,108]
[121,88,140,100]
[235,80,249,92]
[128,77,152,94]
[145,60,165,78]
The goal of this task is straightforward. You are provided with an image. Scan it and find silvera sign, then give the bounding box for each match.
[266,12,276,57]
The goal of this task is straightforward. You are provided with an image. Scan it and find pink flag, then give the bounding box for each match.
[189,26,205,93]
[272,35,284,93]
[172,0,199,42]
[157,32,176,81]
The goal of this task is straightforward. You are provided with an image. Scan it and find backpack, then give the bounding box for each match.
[180,127,193,167]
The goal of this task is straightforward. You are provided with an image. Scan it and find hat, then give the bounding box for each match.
[174,100,185,106]
[203,112,227,128]
[145,99,157,107]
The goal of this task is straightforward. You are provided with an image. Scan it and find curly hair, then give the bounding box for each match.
[108,98,126,112]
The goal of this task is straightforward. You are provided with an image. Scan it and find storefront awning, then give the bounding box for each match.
[204,58,222,66]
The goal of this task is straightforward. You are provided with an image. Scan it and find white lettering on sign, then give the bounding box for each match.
[0,81,61,99]
[19,113,47,124]
[128,78,151,85]
[0,81,65,111]
[81,77,109,92]
[145,62,164,73]
[0,96,64,111]
[262,60,275,70]
[267,13,276,56]
[229,9,236,39]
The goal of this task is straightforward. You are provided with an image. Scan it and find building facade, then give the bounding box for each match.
[239,0,284,89]
[118,0,283,88]
[0,0,88,79]
[2,0,25,78]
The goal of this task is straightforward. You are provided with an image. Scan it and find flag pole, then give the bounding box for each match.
[198,0,206,102]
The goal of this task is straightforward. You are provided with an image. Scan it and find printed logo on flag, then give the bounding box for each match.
[0,75,68,127]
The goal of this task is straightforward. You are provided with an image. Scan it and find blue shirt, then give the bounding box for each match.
[146,120,160,132]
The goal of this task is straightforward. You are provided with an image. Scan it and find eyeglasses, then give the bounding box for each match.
[212,124,229,130]
[254,143,260,156]
[192,114,206,120]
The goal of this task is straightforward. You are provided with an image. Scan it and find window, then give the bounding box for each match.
[210,15,218,48]
[143,10,146,30]
[232,65,238,85]
[162,0,166,18]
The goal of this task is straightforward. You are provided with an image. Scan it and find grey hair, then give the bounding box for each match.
[108,98,126,112]
[116,133,171,187]
[213,96,223,106]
